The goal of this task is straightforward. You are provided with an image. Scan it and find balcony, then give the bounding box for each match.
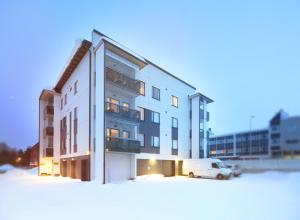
[105,67,141,95]
[45,105,54,116]
[106,137,140,153]
[106,102,140,123]
[45,126,54,136]
[45,148,53,157]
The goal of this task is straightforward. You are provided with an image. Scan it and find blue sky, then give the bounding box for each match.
[0,0,299,149]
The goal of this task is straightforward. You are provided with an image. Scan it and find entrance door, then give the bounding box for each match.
[71,160,76,179]
[81,159,90,181]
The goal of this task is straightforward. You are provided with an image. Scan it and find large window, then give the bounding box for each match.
[138,133,145,147]
[138,107,145,121]
[151,136,160,148]
[106,128,119,138]
[151,111,160,124]
[172,96,178,107]
[152,86,160,100]
[139,81,145,96]
[172,140,178,149]
[172,117,178,128]
[107,97,120,112]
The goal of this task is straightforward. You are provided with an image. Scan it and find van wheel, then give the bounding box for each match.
[217,174,224,180]
[188,172,194,178]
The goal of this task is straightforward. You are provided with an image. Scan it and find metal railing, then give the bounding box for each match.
[105,67,141,95]
[106,102,140,122]
[106,136,140,153]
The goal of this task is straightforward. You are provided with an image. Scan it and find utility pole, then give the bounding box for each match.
[249,115,255,156]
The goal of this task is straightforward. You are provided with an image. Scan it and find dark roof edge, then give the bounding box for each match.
[189,92,214,103]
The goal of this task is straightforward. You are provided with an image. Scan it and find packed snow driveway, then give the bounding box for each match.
[0,168,299,220]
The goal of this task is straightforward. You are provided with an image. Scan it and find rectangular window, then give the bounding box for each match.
[122,102,129,111]
[74,80,78,95]
[172,140,178,149]
[107,128,119,138]
[172,96,178,107]
[151,136,160,148]
[138,107,145,121]
[60,98,63,110]
[69,112,72,153]
[138,133,145,147]
[64,94,67,105]
[107,97,120,112]
[151,111,160,124]
[139,81,145,96]
[152,86,160,100]
[74,107,78,153]
[122,130,130,139]
[172,117,178,128]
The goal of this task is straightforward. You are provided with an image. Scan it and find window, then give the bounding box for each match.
[152,86,160,100]
[151,136,160,147]
[172,140,178,149]
[69,112,72,153]
[122,130,130,139]
[138,107,145,121]
[139,81,145,96]
[107,97,119,112]
[172,117,178,128]
[74,81,78,94]
[74,107,78,153]
[122,102,129,111]
[61,98,63,110]
[212,163,219,169]
[138,134,145,147]
[172,96,178,107]
[151,111,160,123]
[64,94,67,105]
[107,128,119,138]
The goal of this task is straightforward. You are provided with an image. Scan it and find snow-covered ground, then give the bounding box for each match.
[0,167,299,220]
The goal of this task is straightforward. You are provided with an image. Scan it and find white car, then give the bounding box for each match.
[226,164,242,177]
[183,158,232,180]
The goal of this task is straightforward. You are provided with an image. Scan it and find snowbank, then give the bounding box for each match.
[0,164,14,172]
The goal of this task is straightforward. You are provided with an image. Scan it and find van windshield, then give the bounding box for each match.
[216,162,226,169]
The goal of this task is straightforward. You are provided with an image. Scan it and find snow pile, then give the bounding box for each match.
[0,164,14,172]
[0,170,299,220]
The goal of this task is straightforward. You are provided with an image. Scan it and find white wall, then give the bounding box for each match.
[59,52,90,158]
[135,64,195,159]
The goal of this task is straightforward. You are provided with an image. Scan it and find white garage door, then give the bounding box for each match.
[106,152,132,182]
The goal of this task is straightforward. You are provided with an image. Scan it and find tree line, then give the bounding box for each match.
[0,142,31,167]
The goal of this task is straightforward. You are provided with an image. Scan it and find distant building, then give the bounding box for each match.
[208,110,300,159]
[29,142,39,167]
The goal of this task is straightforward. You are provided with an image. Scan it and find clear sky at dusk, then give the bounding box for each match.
[0,0,299,149]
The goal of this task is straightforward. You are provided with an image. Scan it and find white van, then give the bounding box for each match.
[183,158,232,180]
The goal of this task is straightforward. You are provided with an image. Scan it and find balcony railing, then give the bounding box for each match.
[106,137,140,153]
[45,148,53,157]
[45,126,54,136]
[105,67,141,95]
[45,106,54,115]
[106,102,140,122]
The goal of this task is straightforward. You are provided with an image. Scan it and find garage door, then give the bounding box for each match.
[106,152,132,182]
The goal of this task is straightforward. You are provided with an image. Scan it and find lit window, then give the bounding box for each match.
[151,136,160,147]
[172,117,178,128]
[151,111,160,124]
[172,96,178,107]
[152,86,160,100]
[172,140,178,149]
[107,128,119,138]
[122,130,130,139]
[139,81,145,96]
[138,107,145,121]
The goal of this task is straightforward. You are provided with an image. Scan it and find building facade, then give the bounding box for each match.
[38,30,213,182]
[208,110,300,159]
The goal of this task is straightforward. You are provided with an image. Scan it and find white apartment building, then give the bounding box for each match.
[38,30,213,183]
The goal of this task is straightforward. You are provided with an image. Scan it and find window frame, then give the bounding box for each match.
[151,136,160,148]
[139,81,145,96]
[172,117,178,128]
[151,111,160,124]
[172,95,179,108]
[138,107,145,121]
[74,80,78,95]
[172,139,178,149]
[152,86,160,101]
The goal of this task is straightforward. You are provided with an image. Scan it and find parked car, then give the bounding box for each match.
[183,158,232,180]
[226,164,242,177]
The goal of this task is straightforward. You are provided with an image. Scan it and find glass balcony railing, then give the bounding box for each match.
[105,67,141,95]
[106,137,140,153]
[106,102,140,122]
